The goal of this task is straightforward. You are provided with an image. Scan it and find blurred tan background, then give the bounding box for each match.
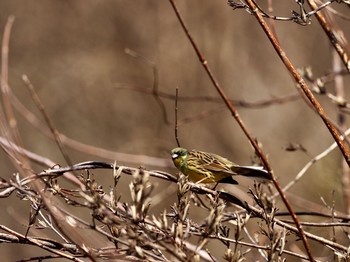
[0,0,349,260]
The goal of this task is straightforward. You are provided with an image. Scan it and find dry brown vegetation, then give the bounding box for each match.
[0,1,350,261]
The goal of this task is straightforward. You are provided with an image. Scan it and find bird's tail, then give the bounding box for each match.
[232,165,271,181]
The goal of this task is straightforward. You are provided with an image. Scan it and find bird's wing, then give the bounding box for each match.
[189,151,234,174]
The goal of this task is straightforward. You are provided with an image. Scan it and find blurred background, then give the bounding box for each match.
[0,0,349,260]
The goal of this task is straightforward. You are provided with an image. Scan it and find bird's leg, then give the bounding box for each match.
[195,177,208,184]
[212,182,219,190]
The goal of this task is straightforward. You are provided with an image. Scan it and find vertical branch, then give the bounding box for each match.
[175,87,181,147]
[0,16,30,169]
[124,48,169,124]
[1,16,16,128]
[0,15,26,155]
[332,49,350,214]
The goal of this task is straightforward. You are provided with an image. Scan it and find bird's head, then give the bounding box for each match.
[171,147,188,169]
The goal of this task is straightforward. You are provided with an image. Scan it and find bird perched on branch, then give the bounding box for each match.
[170,147,271,184]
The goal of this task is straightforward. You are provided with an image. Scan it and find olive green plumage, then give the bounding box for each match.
[171,147,270,184]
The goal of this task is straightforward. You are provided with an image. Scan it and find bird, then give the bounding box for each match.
[170,147,271,184]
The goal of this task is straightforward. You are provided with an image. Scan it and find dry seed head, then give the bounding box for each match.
[193,254,200,262]
[163,210,168,229]
[113,164,123,184]
[136,187,143,203]
[135,245,144,258]
[176,221,183,239]
[152,215,162,229]
[130,205,137,221]
[129,183,136,201]
[181,202,190,221]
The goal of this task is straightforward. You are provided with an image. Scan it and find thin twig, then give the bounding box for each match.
[277,212,350,223]
[0,225,84,261]
[332,47,350,214]
[124,48,169,124]
[280,220,350,227]
[175,87,180,147]
[0,135,84,187]
[315,0,350,21]
[274,127,350,196]
[1,16,16,129]
[39,161,178,183]
[0,16,27,167]
[22,75,73,167]
[210,234,319,261]
[115,84,301,108]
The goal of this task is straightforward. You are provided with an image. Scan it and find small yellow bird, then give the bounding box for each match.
[171,147,270,184]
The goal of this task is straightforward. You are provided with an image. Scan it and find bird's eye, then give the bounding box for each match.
[171,153,178,159]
